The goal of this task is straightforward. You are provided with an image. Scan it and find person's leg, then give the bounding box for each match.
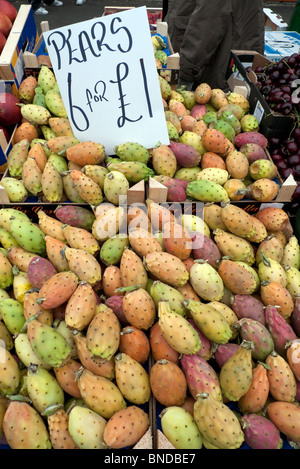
[232,0,264,54]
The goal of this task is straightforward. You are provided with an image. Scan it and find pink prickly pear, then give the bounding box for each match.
[27,256,57,289]
[54,205,95,231]
[230,294,266,325]
[190,104,207,120]
[169,141,202,168]
[235,317,274,361]
[180,354,222,401]
[234,131,268,148]
[240,414,283,450]
[290,295,300,336]
[191,232,221,269]
[239,143,268,164]
[265,305,297,357]
[162,178,188,202]
[105,295,129,325]
[187,318,212,361]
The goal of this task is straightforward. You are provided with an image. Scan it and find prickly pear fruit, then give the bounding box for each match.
[160,406,202,449]
[37,271,78,309]
[55,205,95,231]
[290,295,300,336]
[12,267,33,303]
[218,259,260,295]
[221,203,257,239]
[266,350,297,402]
[73,332,115,380]
[63,247,101,287]
[6,139,30,178]
[0,298,25,334]
[69,170,103,206]
[183,299,232,344]
[20,103,51,125]
[21,157,43,196]
[119,326,150,364]
[0,346,20,396]
[235,318,274,361]
[100,234,129,266]
[238,363,269,414]
[162,221,192,260]
[1,177,28,202]
[191,232,221,269]
[281,235,300,270]
[120,248,148,290]
[41,160,64,202]
[120,286,156,330]
[27,364,64,414]
[267,401,300,444]
[201,128,230,155]
[145,251,189,288]
[285,265,300,298]
[86,305,120,360]
[213,343,240,368]
[128,228,162,258]
[286,339,300,381]
[265,305,297,357]
[213,229,255,264]
[149,321,180,364]
[193,392,244,449]
[53,358,82,398]
[68,405,107,449]
[169,141,202,168]
[115,141,150,164]
[103,406,149,449]
[234,131,268,148]
[261,281,294,321]
[146,199,176,231]
[189,260,224,301]
[37,210,65,242]
[47,407,79,449]
[61,224,100,255]
[181,354,222,401]
[44,236,69,272]
[150,280,186,316]
[76,368,126,419]
[0,250,13,289]
[27,319,71,368]
[255,206,289,232]
[102,265,123,298]
[27,256,57,289]
[240,414,282,450]
[65,281,97,330]
[258,254,287,287]
[150,359,187,406]
[186,179,230,203]
[152,144,177,177]
[6,246,37,273]
[48,117,74,137]
[3,401,52,449]
[255,235,284,266]
[114,352,151,404]
[231,294,266,325]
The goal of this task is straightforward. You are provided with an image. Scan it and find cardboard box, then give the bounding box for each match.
[226,50,295,140]
[264,30,300,62]
[263,8,288,31]
[0,5,38,91]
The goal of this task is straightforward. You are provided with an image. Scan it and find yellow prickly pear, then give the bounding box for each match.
[86,305,120,360]
[114,352,151,405]
[219,340,254,401]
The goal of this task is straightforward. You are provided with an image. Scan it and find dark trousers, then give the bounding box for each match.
[28,0,54,11]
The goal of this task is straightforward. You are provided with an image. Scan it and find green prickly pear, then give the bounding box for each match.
[38,65,56,93]
[0,209,29,233]
[249,159,278,180]
[158,301,202,355]
[45,89,67,117]
[166,120,179,140]
[47,153,68,174]
[114,352,151,404]
[82,164,109,188]
[107,159,154,183]
[76,368,126,419]
[10,217,46,256]
[285,265,300,298]
[219,340,254,401]
[26,318,71,368]
[6,139,30,178]
[27,364,64,414]
[33,85,47,108]
[1,177,28,202]
[179,131,206,156]
[183,299,232,344]
[114,141,150,164]
[193,392,244,449]
[20,103,51,125]
[99,234,129,266]
[186,179,230,203]
[68,405,107,449]
[281,236,300,270]
[42,160,64,203]
[0,298,25,334]
[258,254,287,287]
[160,406,202,449]
[41,124,57,140]
[211,119,235,141]
[150,280,186,316]
[14,333,52,369]
[0,250,13,289]
[3,401,52,449]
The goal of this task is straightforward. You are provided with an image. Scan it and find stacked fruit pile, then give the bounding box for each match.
[1,65,293,204]
[0,200,299,449]
[0,0,18,54]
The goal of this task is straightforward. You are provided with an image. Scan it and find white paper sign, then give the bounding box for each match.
[43,7,169,155]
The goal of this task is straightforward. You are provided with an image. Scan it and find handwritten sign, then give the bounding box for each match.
[43,7,170,155]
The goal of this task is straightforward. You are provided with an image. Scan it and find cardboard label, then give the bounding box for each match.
[43,7,169,155]
[253,100,264,124]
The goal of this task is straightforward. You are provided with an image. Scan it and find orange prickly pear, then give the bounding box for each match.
[285,339,300,381]
[61,224,100,255]
[46,136,80,154]
[37,271,78,309]
[162,221,192,260]
[48,117,75,137]
[121,285,156,330]
[103,406,149,449]
[238,363,270,414]
[219,340,254,401]
[149,321,180,364]
[146,199,177,231]
[23,290,53,325]
[218,259,260,295]
[53,359,82,398]
[150,359,187,407]
[265,350,297,403]
[6,246,37,273]
[65,281,97,331]
[76,368,126,419]
[114,352,151,405]
[267,401,300,444]
[119,326,150,364]
[86,305,121,360]
[66,141,106,166]
[193,392,244,449]
[3,401,52,449]
[128,228,162,258]
[44,236,69,272]
[28,142,48,171]
[37,210,66,242]
[102,265,123,297]
[144,251,189,288]
[221,203,257,239]
[69,170,103,206]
